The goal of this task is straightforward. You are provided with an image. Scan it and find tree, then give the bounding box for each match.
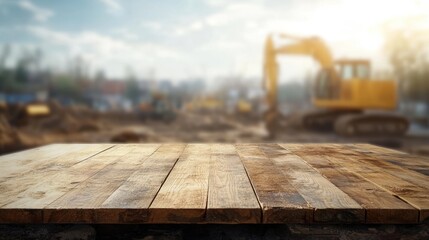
[0,45,13,91]
[68,56,89,81]
[0,45,45,92]
[0,44,11,71]
[94,69,106,82]
[14,48,34,85]
[124,67,140,105]
[384,26,429,105]
[50,74,80,101]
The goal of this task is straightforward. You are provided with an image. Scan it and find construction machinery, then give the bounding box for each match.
[138,92,176,122]
[236,99,253,115]
[263,34,409,137]
[5,102,51,126]
[185,97,223,112]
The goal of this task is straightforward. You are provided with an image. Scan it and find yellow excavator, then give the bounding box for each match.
[264,34,409,137]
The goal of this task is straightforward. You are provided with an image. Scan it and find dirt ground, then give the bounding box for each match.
[1,107,429,156]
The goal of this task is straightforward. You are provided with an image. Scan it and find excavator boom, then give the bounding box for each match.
[263,34,337,135]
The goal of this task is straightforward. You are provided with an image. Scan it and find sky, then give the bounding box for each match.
[0,0,428,83]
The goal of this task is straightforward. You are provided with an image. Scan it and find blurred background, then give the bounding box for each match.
[0,0,428,155]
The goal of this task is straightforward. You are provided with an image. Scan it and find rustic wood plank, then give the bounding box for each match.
[282,144,418,224]
[235,144,312,223]
[0,144,113,223]
[99,143,186,223]
[0,144,64,166]
[336,144,429,192]
[270,144,364,223]
[0,144,88,204]
[44,144,161,223]
[303,144,429,222]
[0,143,114,207]
[206,144,260,223]
[348,144,429,177]
[0,144,94,179]
[0,144,113,192]
[2,144,136,224]
[0,209,43,224]
[149,144,210,223]
[354,144,406,154]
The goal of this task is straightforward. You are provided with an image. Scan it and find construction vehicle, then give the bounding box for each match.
[263,34,409,137]
[138,92,176,122]
[236,99,253,115]
[5,102,51,126]
[185,97,223,112]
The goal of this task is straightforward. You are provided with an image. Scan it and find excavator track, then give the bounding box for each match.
[334,113,409,136]
[295,109,360,131]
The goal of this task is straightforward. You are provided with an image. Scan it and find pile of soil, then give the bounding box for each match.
[27,102,101,134]
[0,115,27,154]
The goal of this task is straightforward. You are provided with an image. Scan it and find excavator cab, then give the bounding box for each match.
[314,60,371,100]
[336,59,370,80]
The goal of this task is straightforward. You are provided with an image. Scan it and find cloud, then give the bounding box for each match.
[204,0,228,7]
[18,0,53,22]
[141,21,162,31]
[98,0,123,14]
[172,2,267,36]
[26,26,188,79]
[111,28,139,41]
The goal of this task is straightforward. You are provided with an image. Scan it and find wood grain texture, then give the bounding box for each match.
[0,144,67,168]
[0,144,113,223]
[270,144,364,223]
[149,144,210,223]
[235,144,312,223]
[44,144,161,223]
[0,144,107,184]
[303,144,429,222]
[337,144,429,192]
[0,144,113,206]
[347,144,429,177]
[207,144,260,223]
[0,143,428,224]
[2,145,128,215]
[282,144,418,224]
[99,144,186,223]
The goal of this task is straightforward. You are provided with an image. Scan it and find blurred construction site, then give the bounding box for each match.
[1,0,429,156]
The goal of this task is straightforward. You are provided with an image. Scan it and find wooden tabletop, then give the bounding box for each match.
[0,143,428,224]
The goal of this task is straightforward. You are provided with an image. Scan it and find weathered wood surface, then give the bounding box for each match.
[149,144,211,223]
[236,144,312,223]
[207,144,260,223]
[283,144,418,224]
[266,144,364,223]
[0,143,428,224]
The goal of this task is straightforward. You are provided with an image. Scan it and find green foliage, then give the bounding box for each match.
[0,45,45,92]
[51,74,80,98]
[0,69,17,91]
[125,79,140,104]
[124,67,140,104]
[15,60,30,84]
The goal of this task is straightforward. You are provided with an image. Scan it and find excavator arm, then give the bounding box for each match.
[263,34,336,137]
[275,34,334,68]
